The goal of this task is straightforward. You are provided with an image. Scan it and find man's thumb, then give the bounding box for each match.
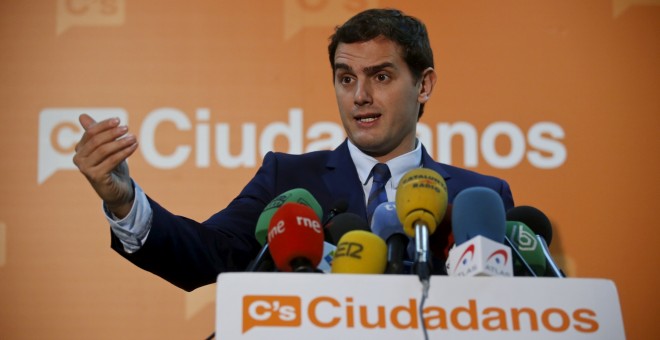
[78,113,97,130]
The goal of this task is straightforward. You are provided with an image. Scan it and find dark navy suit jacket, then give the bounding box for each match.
[111,141,514,291]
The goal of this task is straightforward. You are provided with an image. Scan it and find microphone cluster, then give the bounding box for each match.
[246,170,565,279]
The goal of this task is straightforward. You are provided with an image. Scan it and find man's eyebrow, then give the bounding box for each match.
[363,62,395,76]
[333,62,395,76]
[334,63,353,74]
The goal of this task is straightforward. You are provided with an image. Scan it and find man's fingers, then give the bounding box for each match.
[76,117,128,155]
[75,114,98,152]
[77,139,137,184]
[92,141,139,179]
[78,113,97,130]
[78,133,137,168]
[78,114,120,137]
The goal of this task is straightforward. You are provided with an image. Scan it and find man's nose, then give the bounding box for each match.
[353,80,373,106]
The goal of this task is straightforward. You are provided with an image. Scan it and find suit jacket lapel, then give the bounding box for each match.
[323,140,368,221]
[421,145,450,181]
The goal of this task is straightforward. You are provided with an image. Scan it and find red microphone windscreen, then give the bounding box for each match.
[268,202,325,272]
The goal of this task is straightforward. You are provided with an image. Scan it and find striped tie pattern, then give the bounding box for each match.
[366,163,391,223]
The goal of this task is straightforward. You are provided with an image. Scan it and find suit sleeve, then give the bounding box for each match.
[110,152,280,291]
[498,179,515,211]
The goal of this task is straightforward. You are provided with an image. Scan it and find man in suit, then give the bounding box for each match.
[73,8,513,291]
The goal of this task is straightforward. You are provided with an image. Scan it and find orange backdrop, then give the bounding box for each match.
[0,0,658,339]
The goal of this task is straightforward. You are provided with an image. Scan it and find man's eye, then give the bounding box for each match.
[376,74,389,81]
[340,76,353,84]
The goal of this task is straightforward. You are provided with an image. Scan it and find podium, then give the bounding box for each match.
[216,273,625,339]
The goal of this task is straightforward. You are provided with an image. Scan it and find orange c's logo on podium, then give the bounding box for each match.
[242,295,301,333]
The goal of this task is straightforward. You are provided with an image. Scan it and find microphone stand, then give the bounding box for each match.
[503,236,538,277]
[414,222,431,340]
[536,235,566,278]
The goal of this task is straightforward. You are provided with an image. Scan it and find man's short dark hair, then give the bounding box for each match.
[328,8,435,118]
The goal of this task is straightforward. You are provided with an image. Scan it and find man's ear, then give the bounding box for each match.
[418,67,437,104]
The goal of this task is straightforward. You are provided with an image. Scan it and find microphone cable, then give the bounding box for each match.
[418,279,430,340]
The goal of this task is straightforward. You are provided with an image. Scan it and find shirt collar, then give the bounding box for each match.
[346,139,423,189]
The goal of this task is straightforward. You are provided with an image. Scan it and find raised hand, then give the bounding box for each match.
[73,114,138,218]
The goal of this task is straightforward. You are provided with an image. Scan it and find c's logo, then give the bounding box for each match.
[242,295,301,333]
[56,0,125,35]
[38,108,128,184]
[283,0,378,40]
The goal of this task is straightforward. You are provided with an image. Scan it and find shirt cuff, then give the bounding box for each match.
[104,182,153,253]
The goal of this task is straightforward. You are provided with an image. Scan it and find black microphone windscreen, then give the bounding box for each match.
[506,205,553,245]
[326,212,369,245]
[332,199,349,214]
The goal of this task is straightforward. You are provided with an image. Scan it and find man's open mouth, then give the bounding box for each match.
[355,114,381,123]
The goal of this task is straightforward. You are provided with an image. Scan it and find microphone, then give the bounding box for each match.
[506,205,553,245]
[408,204,453,275]
[506,206,565,277]
[505,221,547,276]
[246,242,275,272]
[247,188,323,272]
[322,199,348,227]
[319,211,369,272]
[255,188,323,245]
[370,201,408,274]
[324,212,369,245]
[447,187,513,277]
[246,208,279,272]
[452,187,505,244]
[268,202,325,272]
[395,168,448,283]
[331,230,387,274]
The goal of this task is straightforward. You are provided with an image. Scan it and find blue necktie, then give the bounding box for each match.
[366,163,391,223]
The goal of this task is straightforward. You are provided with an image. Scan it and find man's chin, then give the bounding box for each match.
[353,141,390,158]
